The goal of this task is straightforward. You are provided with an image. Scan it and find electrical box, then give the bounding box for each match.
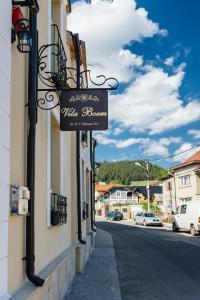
[10,185,30,216]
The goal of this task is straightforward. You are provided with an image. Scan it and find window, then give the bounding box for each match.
[180,205,187,214]
[179,175,191,187]
[166,200,172,208]
[81,160,85,203]
[51,114,60,194]
[81,131,88,147]
[116,191,121,198]
[127,192,133,199]
[104,192,110,199]
[166,181,172,190]
[180,197,191,203]
[176,206,180,214]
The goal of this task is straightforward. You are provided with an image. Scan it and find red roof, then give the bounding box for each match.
[95,184,122,192]
[170,149,200,170]
[184,149,200,163]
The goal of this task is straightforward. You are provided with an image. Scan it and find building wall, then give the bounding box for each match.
[174,164,200,204]
[8,0,75,295]
[0,1,11,299]
[7,1,94,299]
[162,164,200,213]
[162,177,175,211]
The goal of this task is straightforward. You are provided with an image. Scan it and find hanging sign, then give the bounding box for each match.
[60,89,108,131]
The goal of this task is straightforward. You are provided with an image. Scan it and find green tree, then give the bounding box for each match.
[96,160,167,184]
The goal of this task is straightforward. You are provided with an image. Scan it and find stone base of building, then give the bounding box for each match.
[10,232,95,300]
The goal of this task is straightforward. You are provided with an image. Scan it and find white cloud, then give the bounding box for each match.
[188,129,200,139]
[117,138,146,148]
[113,127,123,136]
[93,133,147,148]
[164,56,175,66]
[68,0,166,82]
[143,137,182,157]
[69,0,200,138]
[94,132,182,160]
[170,143,199,162]
[109,65,200,134]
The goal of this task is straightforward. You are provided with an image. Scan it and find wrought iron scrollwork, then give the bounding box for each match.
[37,24,119,110]
[37,24,68,110]
[38,24,67,90]
[80,69,118,90]
[37,90,60,110]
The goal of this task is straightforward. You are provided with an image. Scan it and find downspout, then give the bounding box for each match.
[90,131,96,232]
[92,138,97,227]
[26,10,44,286]
[74,33,86,244]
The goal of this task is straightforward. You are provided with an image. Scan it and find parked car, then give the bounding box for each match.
[134,212,162,226]
[106,211,123,221]
[172,201,200,236]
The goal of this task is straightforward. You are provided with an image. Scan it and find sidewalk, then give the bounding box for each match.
[64,228,121,300]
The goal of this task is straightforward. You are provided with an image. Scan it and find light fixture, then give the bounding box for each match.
[12,0,39,13]
[12,18,32,53]
[12,5,32,53]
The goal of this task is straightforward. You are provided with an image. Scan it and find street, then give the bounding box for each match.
[97,220,200,300]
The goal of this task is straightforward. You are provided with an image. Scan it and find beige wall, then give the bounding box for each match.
[9,23,28,292]
[0,1,12,298]
[8,0,74,294]
[174,164,200,203]
[162,164,200,213]
[162,177,175,211]
[8,1,93,296]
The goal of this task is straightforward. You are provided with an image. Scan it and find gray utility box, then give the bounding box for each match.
[10,185,30,216]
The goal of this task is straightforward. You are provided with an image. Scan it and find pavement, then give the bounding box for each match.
[64,227,121,300]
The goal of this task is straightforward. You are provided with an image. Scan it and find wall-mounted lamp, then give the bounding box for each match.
[12,0,39,13]
[12,18,32,53]
[12,7,32,53]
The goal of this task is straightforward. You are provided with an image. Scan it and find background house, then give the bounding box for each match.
[95,184,163,219]
[160,149,200,213]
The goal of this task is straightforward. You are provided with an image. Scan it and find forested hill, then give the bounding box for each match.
[96,160,168,185]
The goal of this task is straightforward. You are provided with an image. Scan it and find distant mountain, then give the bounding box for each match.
[96,160,168,185]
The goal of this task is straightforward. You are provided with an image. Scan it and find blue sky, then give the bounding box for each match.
[69,0,200,168]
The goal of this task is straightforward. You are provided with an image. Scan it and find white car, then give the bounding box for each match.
[172,201,200,236]
[134,212,162,226]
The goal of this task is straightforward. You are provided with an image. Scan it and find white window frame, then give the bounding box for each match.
[116,191,121,198]
[180,197,192,203]
[179,175,191,187]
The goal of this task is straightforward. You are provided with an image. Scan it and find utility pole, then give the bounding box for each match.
[146,159,150,213]
[135,157,151,212]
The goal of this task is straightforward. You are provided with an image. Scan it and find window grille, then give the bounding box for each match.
[51,193,67,226]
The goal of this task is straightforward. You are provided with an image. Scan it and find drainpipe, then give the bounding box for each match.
[26,10,44,286]
[92,138,97,228]
[90,131,96,232]
[74,33,86,244]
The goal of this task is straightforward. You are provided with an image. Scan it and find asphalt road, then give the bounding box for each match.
[97,220,200,300]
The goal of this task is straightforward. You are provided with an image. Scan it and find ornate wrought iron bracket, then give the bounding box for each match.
[37,24,118,110]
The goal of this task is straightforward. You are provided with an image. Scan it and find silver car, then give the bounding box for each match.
[134,212,162,226]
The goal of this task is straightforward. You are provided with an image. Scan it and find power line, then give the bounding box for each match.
[151,143,200,162]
